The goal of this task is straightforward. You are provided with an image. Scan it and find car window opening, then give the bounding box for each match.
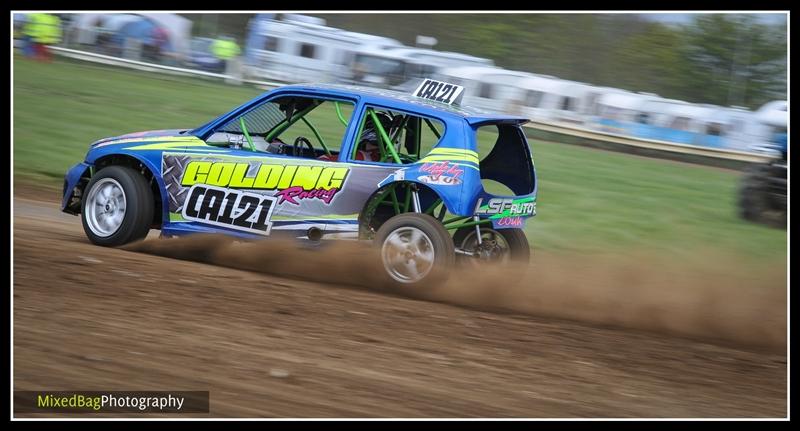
[475,124,535,196]
[351,107,445,165]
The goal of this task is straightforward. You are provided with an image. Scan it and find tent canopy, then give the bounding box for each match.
[70,13,192,56]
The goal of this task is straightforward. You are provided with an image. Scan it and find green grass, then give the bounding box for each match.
[13,55,786,262]
[13,56,263,181]
[525,142,785,261]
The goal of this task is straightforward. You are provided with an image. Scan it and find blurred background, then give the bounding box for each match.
[13,12,788,153]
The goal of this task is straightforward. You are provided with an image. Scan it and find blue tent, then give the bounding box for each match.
[115,17,173,52]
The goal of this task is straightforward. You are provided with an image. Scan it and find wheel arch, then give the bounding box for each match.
[93,153,165,228]
[358,180,451,240]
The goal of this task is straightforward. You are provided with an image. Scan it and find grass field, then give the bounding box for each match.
[13,55,787,262]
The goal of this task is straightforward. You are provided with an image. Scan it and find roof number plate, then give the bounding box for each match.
[413,79,465,106]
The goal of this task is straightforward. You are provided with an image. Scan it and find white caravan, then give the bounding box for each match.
[587,90,662,134]
[244,14,403,83]
[749,100,788,152]
[510,77,604,125]
[348,46,495,88]
[434,66,537,114]
[633,100,747,147]
[592,91,660,123]
[706,107,764,151]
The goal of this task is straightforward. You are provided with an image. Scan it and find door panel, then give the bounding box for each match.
[161,150,397,237]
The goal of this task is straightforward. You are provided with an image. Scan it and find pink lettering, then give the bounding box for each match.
[420,161,463,181]
[497,217,523,227]
[275,186,340,205]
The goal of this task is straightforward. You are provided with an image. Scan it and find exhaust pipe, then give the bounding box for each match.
[306,227,323,242]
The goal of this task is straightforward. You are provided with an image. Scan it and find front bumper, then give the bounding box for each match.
[61,162,92,214]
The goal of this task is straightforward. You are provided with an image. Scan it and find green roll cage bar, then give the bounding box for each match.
[236,99,355,158]
[362,181,490,234]
[350,106,442,165]
[353,107,490,232]
[235,99,490,232]
[234,100,444,166]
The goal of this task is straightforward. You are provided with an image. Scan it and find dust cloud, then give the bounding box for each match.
[126,235,787,351]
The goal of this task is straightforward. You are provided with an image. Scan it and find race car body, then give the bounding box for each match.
[62,80,538,285]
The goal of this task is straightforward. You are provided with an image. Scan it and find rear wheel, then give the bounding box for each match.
[81,166,154,246]
[374,213,455,288]
[453,227,530,266]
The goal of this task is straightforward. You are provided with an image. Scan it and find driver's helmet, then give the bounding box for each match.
[359,111,394,148]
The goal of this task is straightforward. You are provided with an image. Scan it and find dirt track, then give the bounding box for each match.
[13,187,787,418]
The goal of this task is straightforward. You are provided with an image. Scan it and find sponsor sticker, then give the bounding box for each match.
[180,161,349,205]
[418,161,463,186]
[418,175,462,186]
[476,197,536,219]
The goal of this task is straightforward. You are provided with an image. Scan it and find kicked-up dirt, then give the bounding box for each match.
[13,186,787,418]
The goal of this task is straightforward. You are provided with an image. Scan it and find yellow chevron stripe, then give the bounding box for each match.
[109,136,203,145]
[125,141,208,151]
[430,148,479,157]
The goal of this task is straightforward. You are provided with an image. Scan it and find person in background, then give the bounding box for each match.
[145,26,169,63]
[24,13,62,61]
[22,13,36,57]
[211,36,241,72]
[93,17,113,54]
[21,13,40,58]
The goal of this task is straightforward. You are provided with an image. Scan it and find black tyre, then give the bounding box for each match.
[453,226,530,266]
[374,213,455,287]
[81,166,154,246]
[738,164,786,228]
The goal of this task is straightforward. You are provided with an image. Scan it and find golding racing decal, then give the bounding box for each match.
[417,161,463,186]
[163,153,398,228]
[180,161,349,205]
[182,184,277,235]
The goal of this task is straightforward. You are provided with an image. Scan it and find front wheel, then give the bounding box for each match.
[81,166,154,246]
[374,213,455,288]
[452,227,530,266]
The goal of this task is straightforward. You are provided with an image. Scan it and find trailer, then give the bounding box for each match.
[347,46,495,89]
[434,66,536,114]
[243,14,403,84]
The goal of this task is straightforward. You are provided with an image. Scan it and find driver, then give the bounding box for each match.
[318,111,394,162]
[355,111,394,161]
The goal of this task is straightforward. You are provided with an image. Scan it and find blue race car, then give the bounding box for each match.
[62,79,538,286]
